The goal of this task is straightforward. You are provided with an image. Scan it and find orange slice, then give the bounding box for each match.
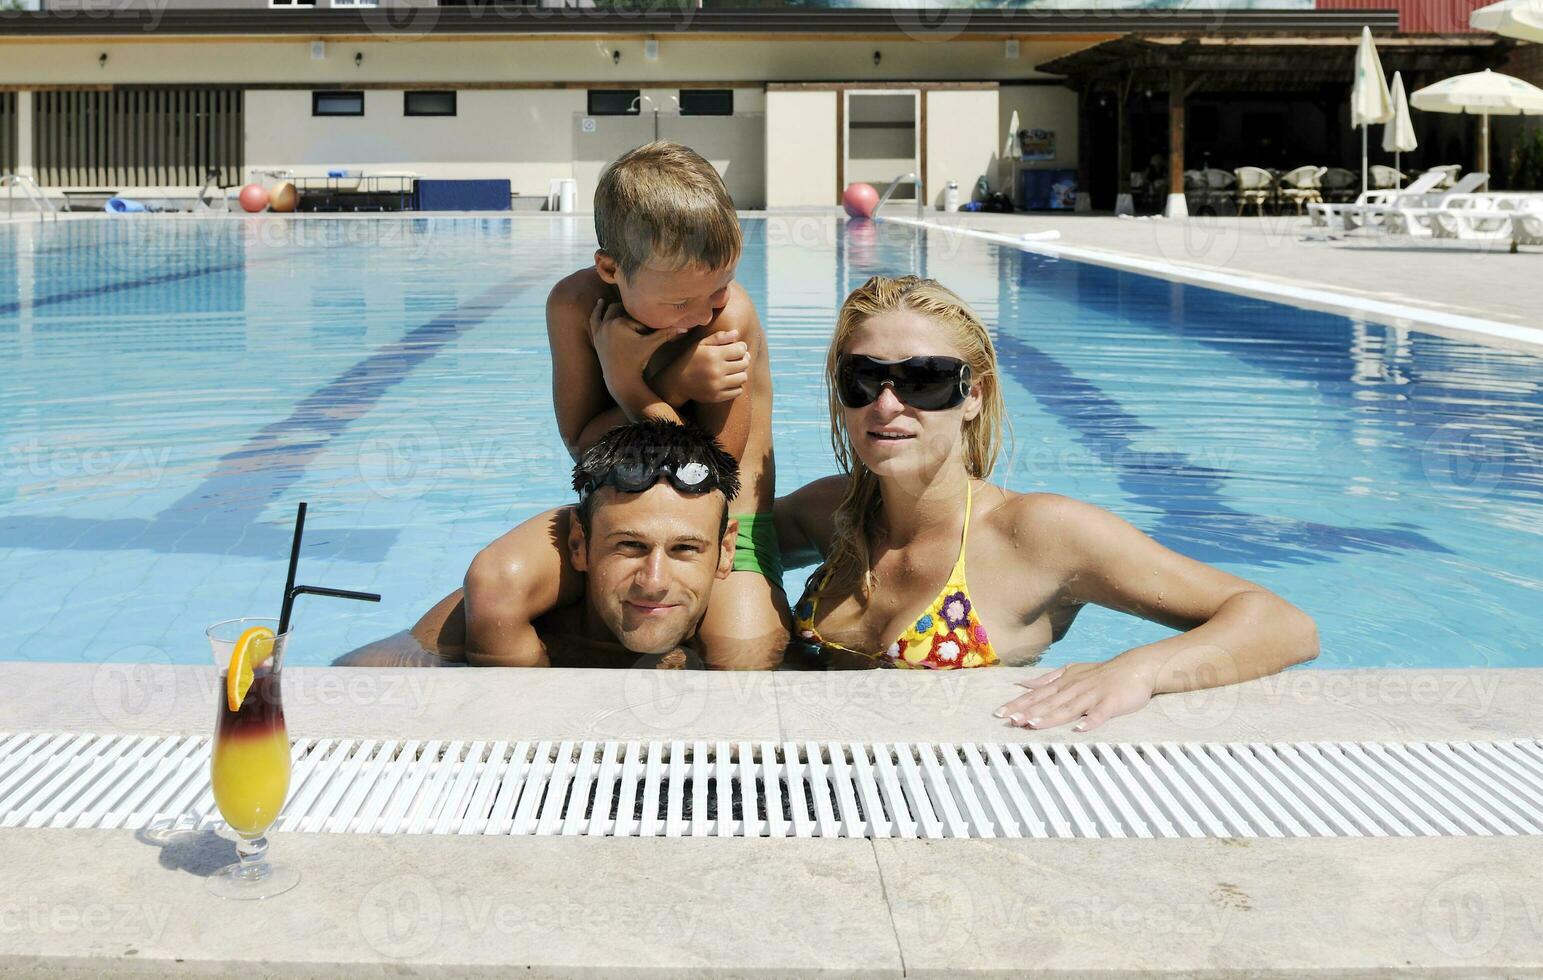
[226,625,276,712]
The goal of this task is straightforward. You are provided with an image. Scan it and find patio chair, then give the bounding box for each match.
[1369,165,1405,190]
[1319,167,1359,204]
[1234,167,1276,216]
[1421,164,1463,189]
[1202,168,1237,215]
[1278,166,1327,214]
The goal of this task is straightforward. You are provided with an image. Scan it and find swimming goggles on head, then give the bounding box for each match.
[578,457,719,499]
[836,353,972,411]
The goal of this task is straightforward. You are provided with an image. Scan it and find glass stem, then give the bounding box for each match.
[234,833,271,881]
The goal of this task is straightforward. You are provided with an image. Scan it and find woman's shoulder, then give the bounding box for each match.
[975,485,1107,545]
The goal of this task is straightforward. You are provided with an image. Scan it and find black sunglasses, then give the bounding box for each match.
[579,458,719,500]
[836,354,972,411]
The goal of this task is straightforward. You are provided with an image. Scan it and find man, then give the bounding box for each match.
[335,420,742,669]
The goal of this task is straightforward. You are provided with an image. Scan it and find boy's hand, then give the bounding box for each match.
[588,299,687,405]
[655,330,751,407]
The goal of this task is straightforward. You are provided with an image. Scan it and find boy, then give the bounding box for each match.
[538,141,788,669]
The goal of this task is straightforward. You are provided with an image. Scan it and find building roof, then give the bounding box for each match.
[0,6,1403,39]
[1036,32,1504,90]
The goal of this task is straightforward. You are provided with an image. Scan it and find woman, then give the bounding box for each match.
[774,275,1318,731]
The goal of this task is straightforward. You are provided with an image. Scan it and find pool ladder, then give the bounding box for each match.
[874,171,925,217]
[1,174,59,222]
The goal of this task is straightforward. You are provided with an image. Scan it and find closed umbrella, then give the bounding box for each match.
[1410,69,1543,190]
[1350,26,1393,196]
[1381,71,1418,188]
[1469,0,1543,42]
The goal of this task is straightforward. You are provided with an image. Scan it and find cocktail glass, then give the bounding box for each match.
[205,617,299,900]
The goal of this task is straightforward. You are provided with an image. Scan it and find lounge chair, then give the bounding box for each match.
[1388,191,1543,243]
[1380,175,1501,238]
[1318,172,1491,231]
[1513,199,1543,246]
[1306,170,1445,228]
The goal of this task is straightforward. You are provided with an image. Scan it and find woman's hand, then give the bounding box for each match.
[994,658,1158,732]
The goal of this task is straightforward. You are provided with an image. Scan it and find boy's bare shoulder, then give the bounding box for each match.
[548,267,607,310]
[714,280,763,338]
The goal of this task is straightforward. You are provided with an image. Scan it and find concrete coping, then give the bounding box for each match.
[3,663,1542,976]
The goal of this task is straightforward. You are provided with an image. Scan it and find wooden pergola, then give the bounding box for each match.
[1037,34,1506,214]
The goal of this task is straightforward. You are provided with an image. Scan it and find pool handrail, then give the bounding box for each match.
[1,174,59,222]
[874,171,925,217]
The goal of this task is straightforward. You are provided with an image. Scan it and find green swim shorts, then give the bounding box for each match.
[730,512,785,590]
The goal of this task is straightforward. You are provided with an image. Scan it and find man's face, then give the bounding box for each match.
[569,483,736,656]
[596,253,735,333]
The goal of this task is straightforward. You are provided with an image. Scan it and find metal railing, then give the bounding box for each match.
[1,174,59,222]
[874,171,925,217]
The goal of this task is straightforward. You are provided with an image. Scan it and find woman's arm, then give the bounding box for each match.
[997,494,1318,731]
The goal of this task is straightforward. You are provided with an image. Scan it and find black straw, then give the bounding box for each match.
[277,502,308,636]
[275,503,381,636]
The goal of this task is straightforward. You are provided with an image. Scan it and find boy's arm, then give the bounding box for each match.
[462,507,587,667]
[683,293,759,460]
[548,280,619,462]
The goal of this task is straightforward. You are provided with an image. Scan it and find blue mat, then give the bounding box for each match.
[413,179,511,211]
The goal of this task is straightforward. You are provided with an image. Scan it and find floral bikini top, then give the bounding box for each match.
[793,482,999,670]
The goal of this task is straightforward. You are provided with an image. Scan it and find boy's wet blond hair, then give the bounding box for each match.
[594,140,742,280]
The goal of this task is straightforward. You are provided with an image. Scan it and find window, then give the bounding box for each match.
[588,89,641,117]
[679,89,733,117]
[312,91,364,117]
[404,91,457,117]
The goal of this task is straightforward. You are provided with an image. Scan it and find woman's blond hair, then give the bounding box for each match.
[817,275,1007,601]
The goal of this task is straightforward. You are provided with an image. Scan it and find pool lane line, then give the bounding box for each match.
[0,260,249,318]
[991,332,1448,567]
[883,215,1543,352]
[0,274,537,561]
[166,273,536,516]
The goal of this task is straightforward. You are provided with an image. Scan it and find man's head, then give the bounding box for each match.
[568,421,742,656]
[593,140,742,333]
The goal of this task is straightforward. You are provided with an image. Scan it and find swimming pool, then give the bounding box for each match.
[1,215,1538,668]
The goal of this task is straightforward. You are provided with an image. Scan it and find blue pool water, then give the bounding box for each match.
[1,216,1539,668]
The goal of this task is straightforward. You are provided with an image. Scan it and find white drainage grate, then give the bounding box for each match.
[3,734,1542,839]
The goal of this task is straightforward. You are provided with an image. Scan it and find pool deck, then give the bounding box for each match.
[884,210,1543,352]
[3,661,1542,977]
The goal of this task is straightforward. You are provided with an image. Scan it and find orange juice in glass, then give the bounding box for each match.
[206,617,299,900]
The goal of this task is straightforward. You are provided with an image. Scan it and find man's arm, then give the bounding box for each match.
[462,507,587,667]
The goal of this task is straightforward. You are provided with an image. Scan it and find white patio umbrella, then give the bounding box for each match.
[1382,71,1418,188]
[1351,26,1393,196]
[1410,69,1543,190]
[1469,0,1543,42]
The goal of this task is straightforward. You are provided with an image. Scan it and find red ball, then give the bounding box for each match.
[238,184,270,214]
[842,182,880,219]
